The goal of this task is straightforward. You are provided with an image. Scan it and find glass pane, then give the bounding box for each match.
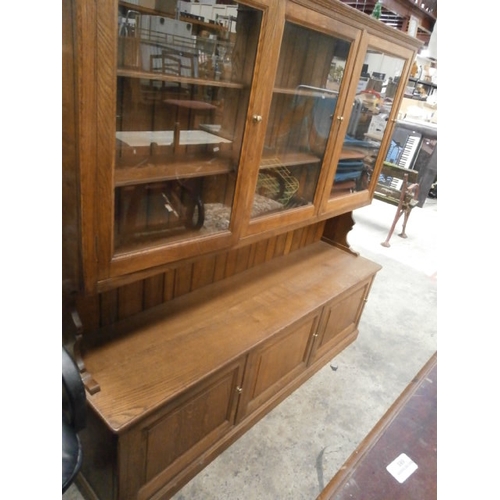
[331,49,405,197]
[251,22,351,219]
[114,1,261,251]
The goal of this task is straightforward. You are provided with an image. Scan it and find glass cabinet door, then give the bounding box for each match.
[114,1,261,253]
[329,47,406,198]
[249,20,352,221]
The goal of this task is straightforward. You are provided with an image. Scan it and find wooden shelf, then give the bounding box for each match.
[117,68,245,89]
[260,152,321,169]
[119,0,227,35]
[115,152,235,187]
[179,14,227,34]
[339,150,367,161]
[408,77,437,89]
[273,87,338,98]
[119,1,158,15]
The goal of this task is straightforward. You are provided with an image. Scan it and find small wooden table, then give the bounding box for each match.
[164,99,217,112]
[318,352,437,500]
[165,98,217,131]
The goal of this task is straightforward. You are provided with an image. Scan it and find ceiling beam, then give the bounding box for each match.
[381,0,436,31]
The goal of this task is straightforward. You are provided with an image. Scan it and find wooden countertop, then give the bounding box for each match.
[82,242,381,433]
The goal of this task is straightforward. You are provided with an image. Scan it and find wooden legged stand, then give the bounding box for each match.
[381,174,408,248]
[381,174,419,248]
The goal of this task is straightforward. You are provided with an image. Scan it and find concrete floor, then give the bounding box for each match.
[64,197,437,500]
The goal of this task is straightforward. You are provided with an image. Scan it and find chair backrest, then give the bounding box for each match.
[378,162,419,186]
[272,85,339,155]
[151,52,181,76]
[375,162,419,207]
[62,346,87,432]
[308,92,338,154]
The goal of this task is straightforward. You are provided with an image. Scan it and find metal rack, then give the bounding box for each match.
[258,158,300,206]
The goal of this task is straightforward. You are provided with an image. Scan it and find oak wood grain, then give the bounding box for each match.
[82,242,380,433]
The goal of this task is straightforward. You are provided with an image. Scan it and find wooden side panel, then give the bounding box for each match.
[95,0,118,283]
[118,281,144,320]
[76,293,100,332]
[143,274,165,309]
[62,0,81,293]
[79,408,118,500]
[213,252,229,282]
[163,269,175,301]
[174,263,193,297]
[99,289,119,327]
[191,254,217,291]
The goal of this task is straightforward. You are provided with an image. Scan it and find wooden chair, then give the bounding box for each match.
[151,51,182,78]
[374,162,420,247]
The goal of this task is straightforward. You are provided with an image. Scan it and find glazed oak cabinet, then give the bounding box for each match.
[62,0,421,498]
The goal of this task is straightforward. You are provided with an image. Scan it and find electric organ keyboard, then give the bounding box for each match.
[397,132,422,170]
[381,131,422,190]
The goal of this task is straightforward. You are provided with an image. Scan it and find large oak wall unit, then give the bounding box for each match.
[62,0,421,498]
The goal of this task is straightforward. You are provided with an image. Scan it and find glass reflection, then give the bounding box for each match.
[332,50,405,196]
[251,22,351,219]
[114,1,261,250]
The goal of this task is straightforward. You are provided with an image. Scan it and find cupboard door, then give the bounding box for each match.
[308,279,373,366]
[125,358,245,500]
[236,310,321,422]
[96,1,264,282]
[245,9,361,235]
[321,35,416,209]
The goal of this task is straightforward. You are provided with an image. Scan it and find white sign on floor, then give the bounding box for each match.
[386,453,418,483]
